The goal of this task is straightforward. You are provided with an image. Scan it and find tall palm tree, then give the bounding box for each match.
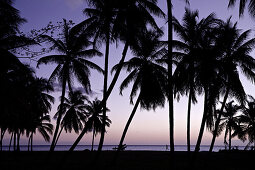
[166,0,189,153]
[54,90,88,147]
[73,0,165,154]
[209,19,255,152]
[83,0,118,153]
[37,19,103,151]
[172,9,202,152]
[85,99,111,151]
[228,0,255,17]
[112,30,167,160]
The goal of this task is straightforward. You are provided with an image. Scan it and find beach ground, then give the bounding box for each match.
[0,150,254,170]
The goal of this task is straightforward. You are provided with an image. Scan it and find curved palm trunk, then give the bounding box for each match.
[69,43,128,152]
[209,87,230,152]
[50,78,67,151]
[9,132,13,151]
[113,94,141,162]
[54,125,64,147]
[91,128,95,151]
[187,91,192,152]
[98,32,110,153]
[195,89,209,153]
[167,0,174,153]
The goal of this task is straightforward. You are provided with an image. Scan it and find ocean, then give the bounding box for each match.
[1,145,246,151]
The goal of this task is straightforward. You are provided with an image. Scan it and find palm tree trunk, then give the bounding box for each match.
[31,133,33,151]
[69,126,87,152]
[0,129,6,151]
[167,0,174,153]
[54,125,64,147]
[113,94,141,163]
[91,128,95,151]
[70,42,128,152]
[209,86,230,152]
[28,134,31,151]
[50,78,67,151]
[17,131,20,151]
[98,32,110,153]
[13,132,16,151]
[195,89,209,152]
[187,91,192,152]
[9,132,13,151]
[229,126,231,150]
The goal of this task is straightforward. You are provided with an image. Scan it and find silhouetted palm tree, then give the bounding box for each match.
[217,101,242,150]
[228,0,255,17]
[172,8,203,152]
[166,0,189,152]
[85,99,111,151]
[37,19,103,151]
[54,90,88,146]
[112,30,167,160]
[73,0,165,154]
[209,19,255,152]
[238,95,255,148]
[27,115,53,151]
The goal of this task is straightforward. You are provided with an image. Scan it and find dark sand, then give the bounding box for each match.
[0,150,254,170]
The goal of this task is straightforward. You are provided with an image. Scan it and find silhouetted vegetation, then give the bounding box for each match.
[2,0,255,169]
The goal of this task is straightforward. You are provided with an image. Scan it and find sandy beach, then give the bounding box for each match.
[0,150,254,170]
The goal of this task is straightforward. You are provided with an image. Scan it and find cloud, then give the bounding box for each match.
[64,0,85,10]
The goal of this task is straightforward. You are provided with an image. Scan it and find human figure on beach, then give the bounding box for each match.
[166,145,168,151]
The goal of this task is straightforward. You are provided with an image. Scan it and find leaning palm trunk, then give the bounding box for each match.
[195,89,209,153]
[187,90,192,152]
[9,132,13,151]
[69,43,129,151]
[0,129,6,151]
[50,78,67,151]
[54,125,64,147]
[69,126,87,151]
[209,87,230,152]
[98,32,110,152]
[167,0,174,152]
[27,134,31,151]
[113,94,141,162]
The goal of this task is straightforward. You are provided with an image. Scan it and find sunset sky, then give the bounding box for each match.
[6,0,255,146]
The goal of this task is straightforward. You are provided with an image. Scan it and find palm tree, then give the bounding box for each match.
[228,0,255,17]
[37,19,103,151]
[166,0,189,153]
[73,0,165,154]
[54,90,88,147]
[112,30,167,161]
[209,19,255,152]
[238,95,255,148]
[172,8,202,152]
[83,0,118,153]
[85,99,111,151]
[27,115,53,151]
[217,101,243,150]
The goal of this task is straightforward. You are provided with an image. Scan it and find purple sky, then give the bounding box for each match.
[6,0,255,147]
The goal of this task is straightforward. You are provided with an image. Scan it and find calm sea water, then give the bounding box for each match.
[2,145,245,152]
